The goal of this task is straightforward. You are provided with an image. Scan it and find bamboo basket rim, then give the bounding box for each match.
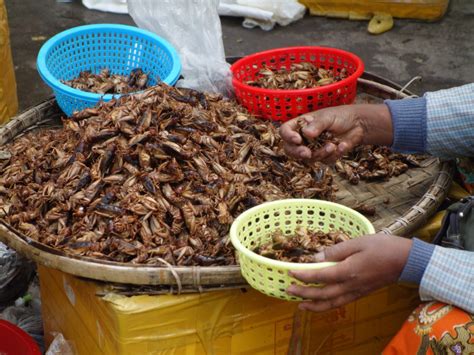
[0,74,453,290]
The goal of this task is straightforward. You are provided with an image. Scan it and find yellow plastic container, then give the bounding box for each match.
[299,0,449,21]
[0,0,18,124]
[39,266,420,354]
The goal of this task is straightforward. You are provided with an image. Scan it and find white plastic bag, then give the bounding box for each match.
[239,0,306,27]
[219,0,306,31]
[219,0,274,22]
[128,0,232,96]
[82,0,128,14]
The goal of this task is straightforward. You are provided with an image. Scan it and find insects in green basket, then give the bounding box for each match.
[252,227,351,263]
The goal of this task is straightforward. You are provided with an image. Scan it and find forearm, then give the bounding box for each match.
[353,104,394,146]
[399,240,474,313]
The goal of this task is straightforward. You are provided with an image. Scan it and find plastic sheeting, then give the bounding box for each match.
[219,0,306,31]
[0,0,17,124]
[129,0,232,96]
[0,243,35,311]
[39,265,422,354]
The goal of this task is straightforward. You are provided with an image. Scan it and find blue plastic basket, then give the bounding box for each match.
[37,24,181,116]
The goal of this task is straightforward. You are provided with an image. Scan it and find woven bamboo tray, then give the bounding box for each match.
[0,73,453,291]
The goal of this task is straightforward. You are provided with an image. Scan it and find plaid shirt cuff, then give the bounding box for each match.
[399,238,435,285]
[385,97,427,154]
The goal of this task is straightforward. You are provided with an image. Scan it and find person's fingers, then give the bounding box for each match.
[289,238,366,283]
[320,152,343,165]
[283,143,312,160]
[289,263,349,284]
[300,113,335,140]
[280,119,303,145]
[297,293,360,312]
[336,128,364,155]
[287,282,347,301]
[336,141,351,156]
[309,143,336,162]
[318,238,363,262]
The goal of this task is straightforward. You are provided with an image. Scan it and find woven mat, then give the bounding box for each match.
[335,158,439,231]
[335,92,443,233]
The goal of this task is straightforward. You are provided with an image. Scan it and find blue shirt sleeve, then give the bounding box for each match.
[384,97,427,154]
[399,238,435,284]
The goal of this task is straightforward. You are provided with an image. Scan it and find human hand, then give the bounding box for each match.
[279,104,393,164]
[287,233,412,312]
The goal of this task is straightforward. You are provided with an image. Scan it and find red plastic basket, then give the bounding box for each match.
[0,320,41,355]
[231,46,364,122]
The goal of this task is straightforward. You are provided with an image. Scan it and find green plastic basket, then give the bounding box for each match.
[230,199,375,301]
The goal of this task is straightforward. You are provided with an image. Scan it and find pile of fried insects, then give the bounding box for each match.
[0,84,335,266]
[0,83,422,266]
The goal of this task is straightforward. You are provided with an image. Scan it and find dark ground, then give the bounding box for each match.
[4,0,474,111]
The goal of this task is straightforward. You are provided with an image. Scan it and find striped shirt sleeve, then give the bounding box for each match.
[419,246,474,313]
[425,83,474,158]
[387,84,474,313]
